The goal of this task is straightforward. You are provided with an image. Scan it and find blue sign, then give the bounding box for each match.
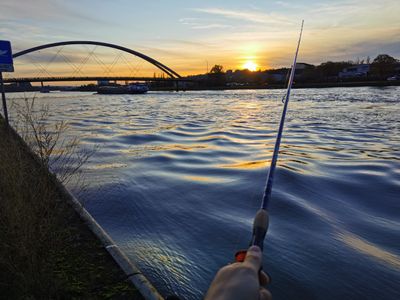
[0,40,14,72]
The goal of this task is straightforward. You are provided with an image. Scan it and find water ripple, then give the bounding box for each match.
[7,87,400,300]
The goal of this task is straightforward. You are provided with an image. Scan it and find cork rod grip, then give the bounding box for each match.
[235,209,269,262]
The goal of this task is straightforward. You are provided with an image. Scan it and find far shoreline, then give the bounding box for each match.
[151,80,400,91]
[4,80,400,93]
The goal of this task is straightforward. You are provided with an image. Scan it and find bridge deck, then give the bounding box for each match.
[3,76,192,83]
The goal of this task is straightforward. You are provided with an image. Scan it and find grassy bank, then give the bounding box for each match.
[0,117,143,299]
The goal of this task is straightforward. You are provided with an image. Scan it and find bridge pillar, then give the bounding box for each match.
[40,81,44,88]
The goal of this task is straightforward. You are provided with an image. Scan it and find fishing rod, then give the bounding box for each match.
[235,20,304,262]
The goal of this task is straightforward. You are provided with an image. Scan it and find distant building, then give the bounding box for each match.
[264,68,289,82]
[339,64,370,78]
[97,80,110,86]
[294,63,315,80]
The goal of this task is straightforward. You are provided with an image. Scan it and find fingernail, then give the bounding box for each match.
[249,245,261,252]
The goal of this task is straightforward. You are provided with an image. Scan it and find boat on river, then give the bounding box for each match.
[97,83,149,94]
[40,87,50,93]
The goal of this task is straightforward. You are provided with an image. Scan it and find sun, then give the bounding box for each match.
[242,61,258,71]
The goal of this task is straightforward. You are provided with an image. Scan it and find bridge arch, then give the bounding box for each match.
[12,40,181,79]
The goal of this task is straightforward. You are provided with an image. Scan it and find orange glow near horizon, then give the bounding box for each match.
[242,61,258,71]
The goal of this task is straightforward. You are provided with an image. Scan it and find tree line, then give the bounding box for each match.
[194,54,399,87]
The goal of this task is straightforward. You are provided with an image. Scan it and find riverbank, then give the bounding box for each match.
[0,118,143,299]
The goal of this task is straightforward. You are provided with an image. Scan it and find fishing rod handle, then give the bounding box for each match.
[235,209,269,262]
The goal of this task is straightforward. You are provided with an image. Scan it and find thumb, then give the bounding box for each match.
[244,245,262,270]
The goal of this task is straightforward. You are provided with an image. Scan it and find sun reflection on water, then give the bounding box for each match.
[338,232,400,269]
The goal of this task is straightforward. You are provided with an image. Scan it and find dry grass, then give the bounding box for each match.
[0,100,142,299]
[12,98,97,196]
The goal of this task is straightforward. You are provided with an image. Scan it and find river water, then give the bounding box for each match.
[7,87,400,299]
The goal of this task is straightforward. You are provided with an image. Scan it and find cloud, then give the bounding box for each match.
[158,39,213,47]
[179,17,233,30]
[336,39,400,59]
[274,1,303,9]
[0,0,116,26]
[193,8,292,25]
[191,24,232,30]
[0,0,118,52]
[179,18,199,25]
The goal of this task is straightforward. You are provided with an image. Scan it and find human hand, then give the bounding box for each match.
[204,245,271,300]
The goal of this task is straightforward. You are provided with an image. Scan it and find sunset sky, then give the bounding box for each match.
[1,0,400,76]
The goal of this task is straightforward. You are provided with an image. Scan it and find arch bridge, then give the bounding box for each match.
[5,41,187,83]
